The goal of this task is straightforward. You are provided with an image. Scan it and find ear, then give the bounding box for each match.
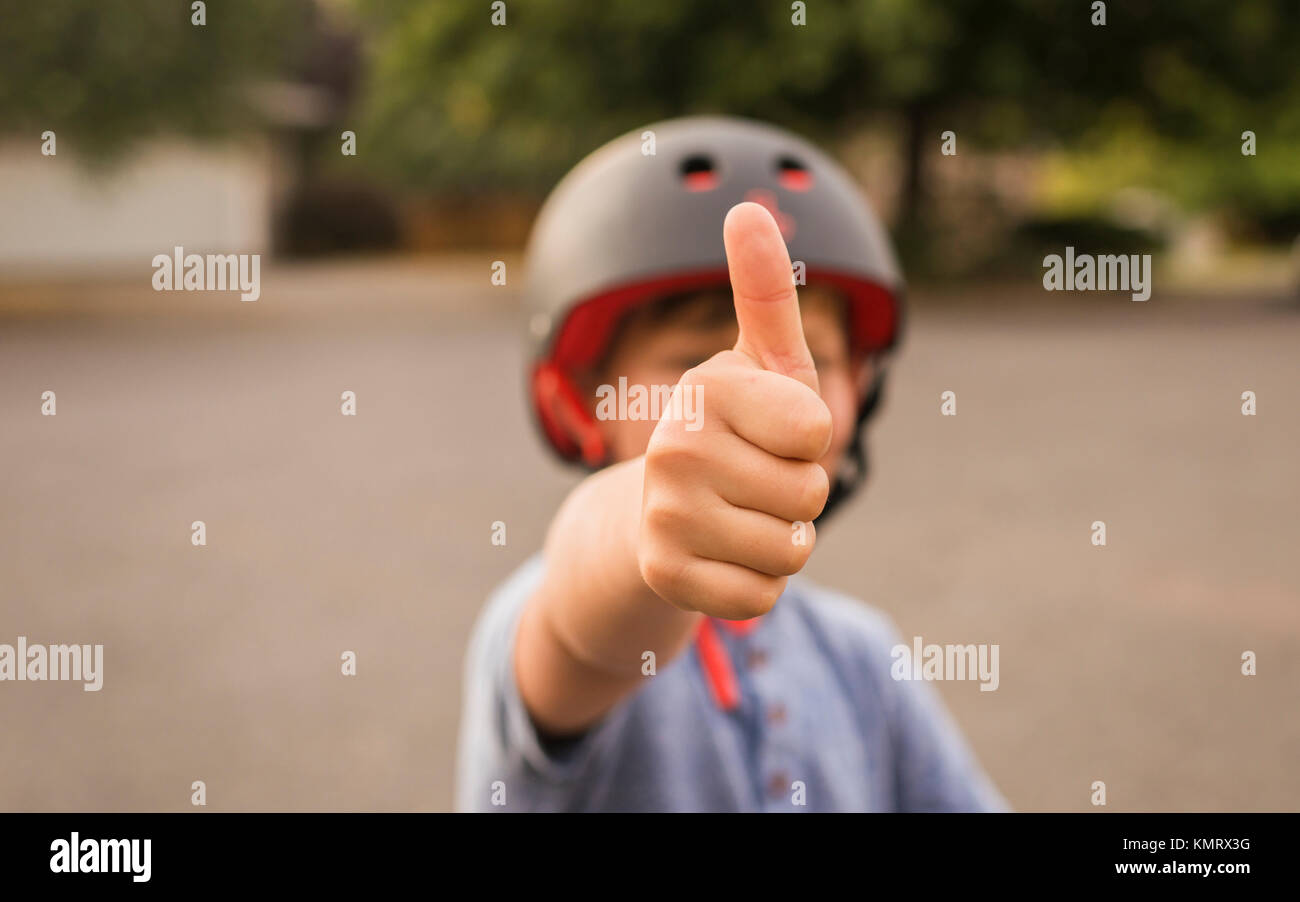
[533,363,607,467]
[854,354,877,398]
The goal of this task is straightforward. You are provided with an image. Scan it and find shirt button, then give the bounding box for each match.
[746,648,768,669]
[766,703,787,726]
[767,771,789,799]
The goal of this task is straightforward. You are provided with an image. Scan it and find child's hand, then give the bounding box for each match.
[638,202,833,620]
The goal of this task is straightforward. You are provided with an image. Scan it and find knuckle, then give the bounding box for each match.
[645,426,698,472]
[697,570,788,621]
[694,351,755,394]
[641,492,685,536]
[807,401,835,457]
[797,463,831,521]
[678,364,706,390]
[791,396,833,459]
[768,554,800,578]
[709,348,752,372]
[681,356,725,390]
[638,546,689,606]
[776,526,813,575]
[714,581,765,620]
[752,576,787,615]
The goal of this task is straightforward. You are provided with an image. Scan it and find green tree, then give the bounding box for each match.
[0,0,307,158]
[353,0,1300,227]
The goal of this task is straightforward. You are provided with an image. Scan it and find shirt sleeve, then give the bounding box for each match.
[454,555,613,812]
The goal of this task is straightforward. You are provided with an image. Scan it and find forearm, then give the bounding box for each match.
[514,456,701,735]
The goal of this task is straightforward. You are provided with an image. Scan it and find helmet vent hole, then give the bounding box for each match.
[777,156,812,191]
[680,155,719,191]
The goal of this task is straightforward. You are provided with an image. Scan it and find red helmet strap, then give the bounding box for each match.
[533,362,607,467]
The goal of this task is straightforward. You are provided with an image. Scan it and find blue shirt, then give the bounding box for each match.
[455,554,1009,812]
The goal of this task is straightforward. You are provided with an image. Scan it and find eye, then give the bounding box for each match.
[776,156,812,191]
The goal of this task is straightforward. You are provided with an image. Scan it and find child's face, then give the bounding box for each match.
[585,286,870,478]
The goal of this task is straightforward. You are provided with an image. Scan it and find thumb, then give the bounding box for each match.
[723,202,818,392]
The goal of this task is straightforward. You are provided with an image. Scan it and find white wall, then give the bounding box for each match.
[0,137,274,272]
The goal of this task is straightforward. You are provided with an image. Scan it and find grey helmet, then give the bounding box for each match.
[525,115,904,517]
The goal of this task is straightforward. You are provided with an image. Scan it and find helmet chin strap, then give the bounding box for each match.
[817,366,887,524]
[818,433,864,524]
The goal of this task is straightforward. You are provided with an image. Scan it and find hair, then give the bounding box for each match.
[588,283,850,382]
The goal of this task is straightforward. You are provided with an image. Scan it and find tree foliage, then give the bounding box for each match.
[0,0,306,159]
[353,0,1300,219]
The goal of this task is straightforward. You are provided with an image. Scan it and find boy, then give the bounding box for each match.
[456,117,1008,812]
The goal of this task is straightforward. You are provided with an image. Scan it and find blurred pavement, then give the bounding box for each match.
[1,258,1297,811]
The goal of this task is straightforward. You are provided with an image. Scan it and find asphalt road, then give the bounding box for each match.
[2,260,1297,811]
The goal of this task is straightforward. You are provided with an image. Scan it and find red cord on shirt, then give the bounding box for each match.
[695,616,763,711]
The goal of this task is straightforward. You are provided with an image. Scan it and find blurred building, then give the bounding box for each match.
[0,2,368,275]
[0,137,278,272]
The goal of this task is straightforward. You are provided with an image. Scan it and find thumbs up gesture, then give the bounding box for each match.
[639,202,833,619]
